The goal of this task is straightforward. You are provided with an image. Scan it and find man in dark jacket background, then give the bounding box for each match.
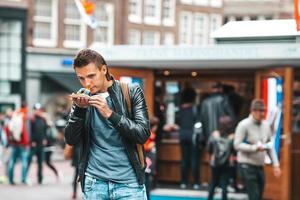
[28,103,48,184]
[65,49,150,200]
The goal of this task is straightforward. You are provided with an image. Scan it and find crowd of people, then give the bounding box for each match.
[0,102,60,186]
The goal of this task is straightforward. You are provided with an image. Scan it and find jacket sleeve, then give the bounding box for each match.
[64,105,87,146]
[108,84,150,144]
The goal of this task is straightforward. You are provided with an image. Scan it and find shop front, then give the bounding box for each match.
[92,20,300,200]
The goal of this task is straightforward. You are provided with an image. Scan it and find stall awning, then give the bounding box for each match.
[43,72,81,92]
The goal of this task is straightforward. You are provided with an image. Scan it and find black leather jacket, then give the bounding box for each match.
[65,80,150,190]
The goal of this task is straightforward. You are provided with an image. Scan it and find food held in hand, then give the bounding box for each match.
[70,88,91,100]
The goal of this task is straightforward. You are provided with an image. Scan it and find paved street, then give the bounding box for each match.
[0,157,83,200]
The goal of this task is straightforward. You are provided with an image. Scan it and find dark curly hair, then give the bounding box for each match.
[73,48,113,81]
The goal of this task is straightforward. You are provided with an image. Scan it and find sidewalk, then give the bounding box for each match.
[0,159,83,200]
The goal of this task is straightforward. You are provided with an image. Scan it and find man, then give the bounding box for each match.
[28,103,48,184]
[65,49,150,199]
[234,99,281,200]
[7,102,30,185]
[200,82,236,140]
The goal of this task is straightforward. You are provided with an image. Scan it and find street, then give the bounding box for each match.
[0,158,83,200]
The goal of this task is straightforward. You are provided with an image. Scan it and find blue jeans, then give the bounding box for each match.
[8,145,29,184]
[84,175,147,200]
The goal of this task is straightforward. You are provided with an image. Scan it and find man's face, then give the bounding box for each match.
[75,62,107,94]
[251,109,265,122]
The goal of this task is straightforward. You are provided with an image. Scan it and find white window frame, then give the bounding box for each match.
[33,0,58,47]
[142,31,160,45]
[179,11,193,45]
[63,0,87,49]
[193,13,208,45]
[194,0,209,6]
[144,0,161,26]
[209,13,222,44]
[210,0,223,8]
[92,3,114,47]
[163,32,174,45]
[128,29,141,45]
[162,0,176,26]
[180,0,193,4]
[128,0,142,23]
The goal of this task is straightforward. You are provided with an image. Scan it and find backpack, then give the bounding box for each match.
[8,112,24,142]
[214,136,232,166]
[120,82,145,169]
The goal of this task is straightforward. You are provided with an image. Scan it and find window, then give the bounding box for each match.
[194,0,209,6]
[0,81,10,95]
[63,0,86,48]
[33,0,58,47]
[0,20,22,82]
[163,32,174,45]
[162,0,175,26]
[128,29,141,45]
[93,3,114,46]
[179,11,193,45]
[144,0,161,25]
[142,31,160,45]
[210,0,223,7]
[209,14,222,43]
[179,11,211,45]
[128,0,142,23]
[180,0,193,4]
[194,13,208,45]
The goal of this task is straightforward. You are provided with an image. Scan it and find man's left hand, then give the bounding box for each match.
[89,95,112,118]
[273,166,281,178]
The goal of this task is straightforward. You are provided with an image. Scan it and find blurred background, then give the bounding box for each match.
[0,0,300,199]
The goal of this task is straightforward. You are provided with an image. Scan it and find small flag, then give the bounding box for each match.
[295,0,300,31]
[74,0,97,29]
[262,77,283,158]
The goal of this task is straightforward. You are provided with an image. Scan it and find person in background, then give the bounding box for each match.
[71,144,80,199]
[28,103,48,184]
[43,109,60,182]
[207,116,234,200]
[178,87,201,190]
[7,102,30,185]
[145,116,159,198]
[200,82,236,140]
[234,99,281,200]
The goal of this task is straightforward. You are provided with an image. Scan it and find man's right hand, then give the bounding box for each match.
[70,94,90,108]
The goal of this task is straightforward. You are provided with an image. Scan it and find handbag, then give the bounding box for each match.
[64,144,73,160]
[192,106,206,148]
[120,82,145,169]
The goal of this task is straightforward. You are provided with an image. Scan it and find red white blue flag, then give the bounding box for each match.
[262,77,283,158]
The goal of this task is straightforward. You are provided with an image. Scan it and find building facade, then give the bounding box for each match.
[0,0,28,112]
[25,0,224,117]
[224,0,294,23]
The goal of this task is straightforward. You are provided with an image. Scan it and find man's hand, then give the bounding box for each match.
[273,166,281,178]
[70,94,90,108]
[89,95,112,118]
[256,141,265,152]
